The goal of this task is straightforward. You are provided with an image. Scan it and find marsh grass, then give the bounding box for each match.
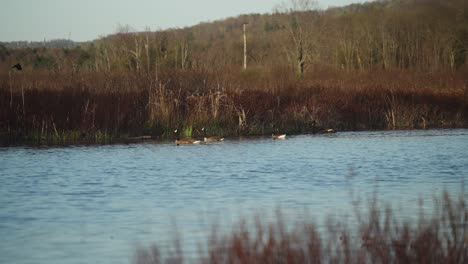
[1,69,467,145]
[134,191,467,264]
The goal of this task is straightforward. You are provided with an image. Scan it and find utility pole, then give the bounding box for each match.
[243,23,248,70]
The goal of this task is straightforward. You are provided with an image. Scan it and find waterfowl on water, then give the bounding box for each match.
[272,133,286,139]
[174,129,201,145]
[325,128,336,133]
[201,127,224,142]
[271,125,286,139]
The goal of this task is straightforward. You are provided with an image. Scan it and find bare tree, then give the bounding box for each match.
[115,24,143,73]
[278,0,319,76]
[144,27,151,74]
[180,32,192,70]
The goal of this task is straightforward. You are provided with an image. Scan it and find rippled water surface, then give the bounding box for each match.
[1,129,467,263]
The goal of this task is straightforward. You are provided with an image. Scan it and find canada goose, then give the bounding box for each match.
[174,129,201,145]
[201,127,224,142]
[271,124,286,139]
[272,133,286,139]
[12,63,22,71]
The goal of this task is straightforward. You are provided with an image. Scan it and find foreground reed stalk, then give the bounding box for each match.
[134,191,467,264]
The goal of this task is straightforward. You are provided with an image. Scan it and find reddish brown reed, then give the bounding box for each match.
[134,191,467,264]
[1,68,467,144]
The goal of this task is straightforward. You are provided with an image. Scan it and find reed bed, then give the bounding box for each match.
[1,68,467,144]
[134,191,467,264]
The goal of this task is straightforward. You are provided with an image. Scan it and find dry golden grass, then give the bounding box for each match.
[1,68,467,144]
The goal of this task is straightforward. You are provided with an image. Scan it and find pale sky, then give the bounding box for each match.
[0,0,371,42]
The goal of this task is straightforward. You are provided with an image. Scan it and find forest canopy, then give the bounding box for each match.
[1,0,467,74]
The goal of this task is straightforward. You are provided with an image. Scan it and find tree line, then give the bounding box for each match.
[0,0,467,75]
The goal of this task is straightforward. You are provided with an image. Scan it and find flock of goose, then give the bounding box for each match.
[11,63,335,145]
[174,127,335,145]
[174,128,228,145]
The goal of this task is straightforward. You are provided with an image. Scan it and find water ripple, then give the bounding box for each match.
[0,129,467,264]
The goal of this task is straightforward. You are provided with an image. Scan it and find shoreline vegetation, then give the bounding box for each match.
[1,69,467,146]
[133,191,467,264]
[1,0,467,145]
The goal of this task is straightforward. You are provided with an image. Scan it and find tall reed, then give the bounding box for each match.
[133,190,467,264]
[1,69,467,144]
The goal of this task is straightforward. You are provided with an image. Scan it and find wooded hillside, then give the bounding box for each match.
[1,0,467,74]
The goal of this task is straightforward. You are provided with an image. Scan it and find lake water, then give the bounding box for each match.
[1,129,467,264]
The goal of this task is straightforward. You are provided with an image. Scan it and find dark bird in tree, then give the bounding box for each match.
[12,63,22,71]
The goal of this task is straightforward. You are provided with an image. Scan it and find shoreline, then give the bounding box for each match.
[2,127,467,147]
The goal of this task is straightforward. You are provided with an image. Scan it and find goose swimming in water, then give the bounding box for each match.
[201,128,224,142]
[272,133,286,139]
[174,129,201,145]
